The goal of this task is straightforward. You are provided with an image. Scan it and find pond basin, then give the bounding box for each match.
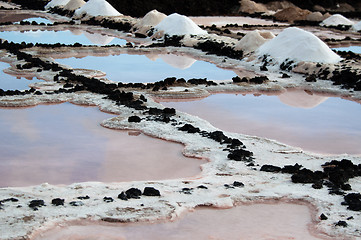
[0,103,206,187]
[55,53,235,83]
[162,90,361,155]
[31,201,330,240]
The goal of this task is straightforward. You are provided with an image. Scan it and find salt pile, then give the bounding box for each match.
[353,21,361,31]
[257,27,341,64]
[45,0,70,10]
[235,30,274,53]
[63,0,85,11]
[74,0,122,17]
[321,14,354,26]
[135,10,167,35]
[154,13,207,36]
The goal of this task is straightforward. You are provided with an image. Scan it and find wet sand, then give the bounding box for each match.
[0,103,206,187]
[32,201,329,240]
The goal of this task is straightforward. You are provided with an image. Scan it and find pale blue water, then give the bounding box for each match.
[0,30,127,46]
[56,54,235,83]
[333,46,361,54]
[0,62,42,90]
[16,17,53,25]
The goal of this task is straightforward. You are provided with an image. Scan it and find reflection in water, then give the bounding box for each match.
[56,54,235,83]
[163,90,361,155]
[0,62,42,90]
[0,30,126,46]
[33,203,327,240]
[0,103,205,187]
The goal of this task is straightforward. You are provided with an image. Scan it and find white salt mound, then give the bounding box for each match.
[45,0,70,10]
[64,0,85,11]
[321,14,354,26]
[75,0,122,17]
[154,13,207,36]
[135,10,167,35]
[353,21,361,31]
[257,27,341,64]
[235,30,274,53]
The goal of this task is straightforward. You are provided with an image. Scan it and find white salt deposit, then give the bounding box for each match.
[74,0,122,17]
[353,21,361,31]
[63,0,85,11]
[235,30,274,53]
[45,0,71,10]
[154,13,207,36]
[321,14,354,26]
[257,27,341,64]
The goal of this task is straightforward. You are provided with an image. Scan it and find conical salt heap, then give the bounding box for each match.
[74,0,122,17]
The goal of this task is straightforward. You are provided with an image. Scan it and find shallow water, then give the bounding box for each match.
[0,103,206,187]
[56,54,235,83]
[32,202,329,240]
[0,61,42,90]
[333,46,361,54]
[0,30,126,46]
[162,90,361,155]
[16,17,53,25]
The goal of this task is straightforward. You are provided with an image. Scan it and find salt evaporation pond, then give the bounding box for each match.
[32,202,328,240]
[0,30,127,46]
[56,54,235,83]
[0,61,42,90]
[0,103,206,187]
[162,90,361,155]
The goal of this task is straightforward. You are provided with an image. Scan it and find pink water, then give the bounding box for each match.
[162,90,361,155]
[0,103,206,187]
[32,202,331,240]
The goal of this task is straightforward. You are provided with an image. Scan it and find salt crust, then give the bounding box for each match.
[74,0,122,17]
[45,0,71,10]
[321,14,354,26]
[154,13,207,37]
[257,27,341,64]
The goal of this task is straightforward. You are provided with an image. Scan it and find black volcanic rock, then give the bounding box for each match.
[125,188,142,199]
[143,187,161,196]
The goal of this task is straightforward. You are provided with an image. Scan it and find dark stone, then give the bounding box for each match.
[343,193,361,211]
[228,149,253,162]
[77,195,90,200]
[103,197,114,203]
[291,169,323,184]
[305,74,317,82]
[118,192,128,201]
[0,198,19,203]
[281,73,290,78]
[260,165,282,173]
[128,116,141,123]
[29,200,45,210]
[312,181,323,189]
[335,221,348,227]
[178,124,200,133]
[163,107,176,115]
[125,188,142,199]
[281,164,302,174]
[233,181,244,187]
[224,184,235,189]
[320,213,328,220]
[143,187,161,196]
[51,198,64,206]
[181,188,193,194]
[197,185,208,189]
